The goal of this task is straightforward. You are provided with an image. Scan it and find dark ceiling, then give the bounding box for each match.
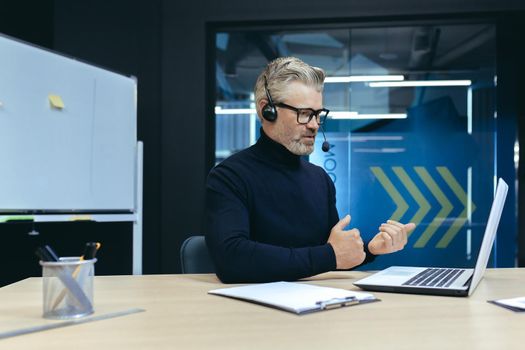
[216,23,496,101]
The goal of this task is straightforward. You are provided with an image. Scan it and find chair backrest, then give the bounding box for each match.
[180,235,215,274]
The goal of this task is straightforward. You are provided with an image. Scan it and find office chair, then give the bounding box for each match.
[180,235,215,273]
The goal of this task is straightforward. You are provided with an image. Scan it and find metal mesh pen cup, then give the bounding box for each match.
[40,257,96,319]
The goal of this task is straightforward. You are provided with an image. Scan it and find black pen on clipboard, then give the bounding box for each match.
[316,296,359,310]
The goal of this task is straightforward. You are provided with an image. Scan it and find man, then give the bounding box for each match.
[206,57,415,283]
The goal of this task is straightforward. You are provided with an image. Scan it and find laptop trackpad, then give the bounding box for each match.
[363,266,425,285]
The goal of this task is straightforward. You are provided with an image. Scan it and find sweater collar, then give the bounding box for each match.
[253,128,301,167]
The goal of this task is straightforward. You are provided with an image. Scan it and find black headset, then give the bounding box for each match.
[262,76,278,122]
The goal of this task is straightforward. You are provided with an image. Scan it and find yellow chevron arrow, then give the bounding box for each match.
[392,167,430,237]
[413,167,453,248]
[371,167,408,221]
[436,167,476,248]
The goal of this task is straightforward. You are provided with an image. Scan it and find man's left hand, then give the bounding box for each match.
[368,220,416,255]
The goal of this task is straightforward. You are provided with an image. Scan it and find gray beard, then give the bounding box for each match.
[286,140,314,156]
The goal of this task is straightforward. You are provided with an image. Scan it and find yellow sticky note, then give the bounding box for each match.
[71,215,92,221]
[48,94,65,109]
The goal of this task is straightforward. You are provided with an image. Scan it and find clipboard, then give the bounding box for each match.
[208,281,379,315]
[488,296,525,312]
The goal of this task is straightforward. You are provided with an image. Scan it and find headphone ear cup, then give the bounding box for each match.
[262,104,277,122]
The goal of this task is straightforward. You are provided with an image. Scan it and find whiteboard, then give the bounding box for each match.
[0,34,137,212]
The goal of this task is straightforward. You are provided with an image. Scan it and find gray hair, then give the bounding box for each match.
[254,57,325,118]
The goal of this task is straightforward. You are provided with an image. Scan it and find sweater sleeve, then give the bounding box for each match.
[205,166,336,283]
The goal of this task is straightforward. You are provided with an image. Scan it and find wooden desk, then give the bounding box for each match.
[1,269,524,349]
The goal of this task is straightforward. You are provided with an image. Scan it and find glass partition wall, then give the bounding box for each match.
[212,21,513,269]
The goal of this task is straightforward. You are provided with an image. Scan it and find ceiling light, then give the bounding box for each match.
[325,75,404,83]
[329,111,359,119]
[215,107,256,115]
[349,113,407,120]
[369,80,472,87]
[330,112,407,120]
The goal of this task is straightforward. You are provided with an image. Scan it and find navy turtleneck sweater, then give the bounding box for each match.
[206,129,374,283]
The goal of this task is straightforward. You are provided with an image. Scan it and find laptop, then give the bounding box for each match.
[354,178,508,297]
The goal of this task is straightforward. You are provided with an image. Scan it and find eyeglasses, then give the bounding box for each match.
[275,102,330,125]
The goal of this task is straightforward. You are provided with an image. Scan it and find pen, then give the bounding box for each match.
[81,242,101,261]
[43,245,60,261]
[35,247,54,262]
[316,296,358,310]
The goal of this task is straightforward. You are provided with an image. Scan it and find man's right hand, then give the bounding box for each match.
[327,215,366,269]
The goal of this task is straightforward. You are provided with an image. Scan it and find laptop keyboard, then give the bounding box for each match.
[402,268,466,288]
